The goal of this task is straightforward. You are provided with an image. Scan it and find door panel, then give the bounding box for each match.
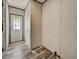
[10,14,22,43]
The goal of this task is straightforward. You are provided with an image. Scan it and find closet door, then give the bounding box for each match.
[61,0,77,59]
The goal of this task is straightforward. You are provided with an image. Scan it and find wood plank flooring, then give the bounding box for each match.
[2,44,32,59]
[2,45,60,59]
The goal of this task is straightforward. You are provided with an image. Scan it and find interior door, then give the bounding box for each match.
[10,14,23,43]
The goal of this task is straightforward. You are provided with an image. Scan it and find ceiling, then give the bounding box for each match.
[7,0,46,9]
[36,0,46,3]
[8,0,29,9]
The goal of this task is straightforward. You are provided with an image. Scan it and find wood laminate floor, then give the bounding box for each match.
[2,45,59,59]
[2,44,33,59]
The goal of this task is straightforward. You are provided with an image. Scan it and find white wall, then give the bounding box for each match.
[42,0,77,59]
[24,0,31,48]
[42,0,61,54]
[31,0,42,49]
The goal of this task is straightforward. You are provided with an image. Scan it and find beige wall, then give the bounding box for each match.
[42,0,61,54]
[42,0,77,59]
[24,0,31,48]
[31,0,42,49]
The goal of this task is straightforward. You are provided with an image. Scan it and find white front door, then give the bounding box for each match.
[10,14,23,43]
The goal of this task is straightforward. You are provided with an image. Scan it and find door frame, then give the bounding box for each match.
[9,13,25,44]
